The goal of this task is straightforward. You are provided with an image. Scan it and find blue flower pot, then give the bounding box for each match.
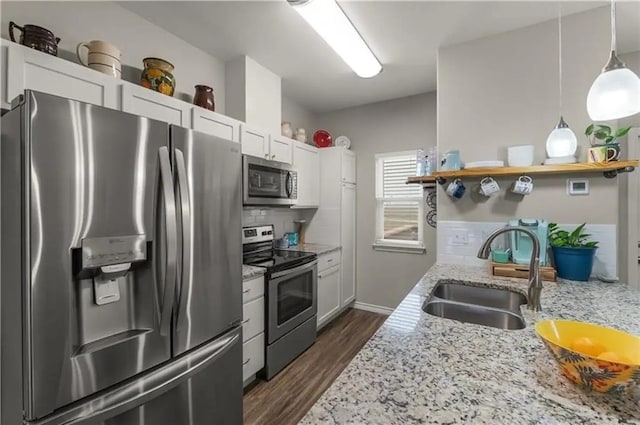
[551,246,597,281]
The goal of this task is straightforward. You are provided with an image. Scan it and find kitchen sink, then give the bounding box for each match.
[423,281,527,330]
[432,281,526,311]
[423,301,526,330]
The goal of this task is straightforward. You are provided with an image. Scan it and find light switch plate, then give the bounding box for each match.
[567,179,589,196]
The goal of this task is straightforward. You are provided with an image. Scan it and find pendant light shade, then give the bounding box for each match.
[546,116,578,158]
[587,61,640,121]
[586,0,640,121]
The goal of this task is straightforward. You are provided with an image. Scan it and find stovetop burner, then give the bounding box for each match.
[243,249,316,273]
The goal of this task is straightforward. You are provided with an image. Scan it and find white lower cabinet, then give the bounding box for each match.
[242,297,264,343]
[242,333,265,383]
[242,274,265,386]
[317,265,341,329]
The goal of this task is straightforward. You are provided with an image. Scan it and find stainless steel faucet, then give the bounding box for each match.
[477,226,543,311]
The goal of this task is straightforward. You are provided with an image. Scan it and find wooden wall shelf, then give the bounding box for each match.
[406,160,638,185]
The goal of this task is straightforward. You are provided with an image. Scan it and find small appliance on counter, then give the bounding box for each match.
[508,219,549,265]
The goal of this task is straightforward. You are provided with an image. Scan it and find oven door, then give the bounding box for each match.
[243,156,296,206]
[267,260,317,343]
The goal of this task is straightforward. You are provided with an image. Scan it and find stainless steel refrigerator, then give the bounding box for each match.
[1,90,243,425]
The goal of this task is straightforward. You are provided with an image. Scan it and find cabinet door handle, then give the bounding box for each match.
[241,318,250,325]
[271,154,276,159]
[243,358,251,365]
[264,153,269,158]
[243,288,251,294]
[327,259,333,263]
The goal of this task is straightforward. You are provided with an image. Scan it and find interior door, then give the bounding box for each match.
[24,91,172,420]
[171,126,243,355]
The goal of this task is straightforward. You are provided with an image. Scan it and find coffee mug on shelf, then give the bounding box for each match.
[512,175,533,195]
[77,40,122,78]
[446,178,466,199]
[587,145,619,163]
[441,150,462,171]
[479,177,500,197]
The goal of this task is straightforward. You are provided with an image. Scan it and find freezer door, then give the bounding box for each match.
[171,126,243,355]
[21,91,174,419]
[25,327,242,425]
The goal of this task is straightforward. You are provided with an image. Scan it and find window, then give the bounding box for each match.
[374,151,424,253]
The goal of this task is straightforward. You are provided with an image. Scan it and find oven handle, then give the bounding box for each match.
[270,259,318,279]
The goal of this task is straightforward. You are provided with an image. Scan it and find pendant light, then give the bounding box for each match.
[586,0,640,121]
[545,8,577,165]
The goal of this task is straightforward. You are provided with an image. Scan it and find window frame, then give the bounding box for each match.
[373,150,425,254]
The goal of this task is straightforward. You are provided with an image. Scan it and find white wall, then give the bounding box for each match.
[0,1,226,110]
[281,96,317,139]
[314,92,438,309]
[437,7,617,225]
[225,56,281,135]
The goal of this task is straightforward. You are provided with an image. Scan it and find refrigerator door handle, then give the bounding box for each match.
[28,330,240,425]
[174,148,192,331]
[158,146,178,337]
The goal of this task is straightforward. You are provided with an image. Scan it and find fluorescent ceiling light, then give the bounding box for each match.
[289,0,382,78]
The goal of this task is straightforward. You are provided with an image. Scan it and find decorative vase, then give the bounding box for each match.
[193,85,215,111]
[295,128,307,143]
[551,246,597,281]
[281,122,293,138]
[141,57,175,96]
[9,21,60,56]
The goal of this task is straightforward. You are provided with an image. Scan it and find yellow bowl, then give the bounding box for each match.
[535,319,640,394]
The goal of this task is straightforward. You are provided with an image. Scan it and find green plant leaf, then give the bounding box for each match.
[597,124,612,133]
[605,136,614,144]
[594,130,609,140]
[585,124,594,136]
[615,127,631,138]
[585,242,598,248]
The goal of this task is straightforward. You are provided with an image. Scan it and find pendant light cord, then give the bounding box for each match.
[611,0,617,52]
[558,5,563,115]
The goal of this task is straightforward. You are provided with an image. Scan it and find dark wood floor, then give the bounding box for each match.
[243,308,387,425]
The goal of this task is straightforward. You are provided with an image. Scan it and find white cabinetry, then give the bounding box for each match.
[191,107,241,142]
[242,274,265,386]
[340,184,356,305]
[121,84,190,126]
[306,147,357,311]
[3,42,118,109]
[317,250,342,329]
[240,125,270,159]
[292,142,320,208]
[269,135,293,164]
[240,125,294,164]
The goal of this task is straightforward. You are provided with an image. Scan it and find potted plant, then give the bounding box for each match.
[585,124,630,162]
[548,223,598,281]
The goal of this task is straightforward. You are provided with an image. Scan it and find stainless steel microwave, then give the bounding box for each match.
[243,155,298,206]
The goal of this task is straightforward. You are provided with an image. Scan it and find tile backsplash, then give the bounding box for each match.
[437,220,617,278]
[242,207,308,238]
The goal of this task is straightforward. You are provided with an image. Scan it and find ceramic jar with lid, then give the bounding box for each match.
[9,21,60,56]
[141,57,175,96]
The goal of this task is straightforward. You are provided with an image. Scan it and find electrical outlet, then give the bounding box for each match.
[450,231,469,246]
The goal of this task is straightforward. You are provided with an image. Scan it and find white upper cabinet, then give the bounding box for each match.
[191,107,241,142]
[292,142,320,208]
[121,84,190,127]
[4,42,118,109]
[269,135,293,164]
[240,125,270,159]
[342,150,357,184]
[240,126,294,165]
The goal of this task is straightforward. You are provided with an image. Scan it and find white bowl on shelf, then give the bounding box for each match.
[507,145,535,167]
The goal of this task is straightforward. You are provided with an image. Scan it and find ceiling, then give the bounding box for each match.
[121,1,640,113]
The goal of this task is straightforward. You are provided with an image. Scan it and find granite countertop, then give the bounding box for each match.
[283,243,341,256]
[300,263,640,425]
[242,264,265,280]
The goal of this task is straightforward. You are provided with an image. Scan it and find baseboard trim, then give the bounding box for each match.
[352,301,394,316]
